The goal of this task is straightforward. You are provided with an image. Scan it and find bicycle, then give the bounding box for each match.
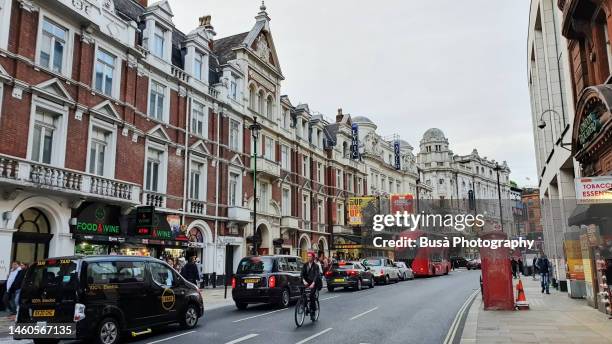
[294,286,320,327]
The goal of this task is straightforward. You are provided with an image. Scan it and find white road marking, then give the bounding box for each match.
[349,306,379,320]
[225,333,259,344]
[232,308,287,323]
[295,327,333,344]
[442,289,479,344]
[145,331,196,344]
[320,295,340,301]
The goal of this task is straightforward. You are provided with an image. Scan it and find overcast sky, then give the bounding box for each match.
[171,0,536,187]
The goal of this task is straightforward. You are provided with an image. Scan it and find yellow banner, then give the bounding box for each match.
[348,197,375,226]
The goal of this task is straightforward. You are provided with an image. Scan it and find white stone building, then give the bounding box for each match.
[527,0,579,290]
[416,128,513,234]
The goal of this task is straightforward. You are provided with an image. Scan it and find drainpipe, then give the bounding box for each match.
[182,95,191,244]
[213,103,222,280]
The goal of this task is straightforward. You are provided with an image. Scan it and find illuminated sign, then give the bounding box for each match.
[394,140,401,170]
[575,176,612,204]
[348,197,376,225]
[73,203,122,236]
[350,124,359,160]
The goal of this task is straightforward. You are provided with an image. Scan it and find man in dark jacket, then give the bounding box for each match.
[537,255,550,294]
[301,252,321,319]
[511,258,517,279]
[180,256,199,285]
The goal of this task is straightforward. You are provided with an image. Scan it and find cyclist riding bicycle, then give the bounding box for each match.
[301,251,321,320]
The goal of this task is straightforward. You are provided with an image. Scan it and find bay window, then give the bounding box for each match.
[193,52,204,80]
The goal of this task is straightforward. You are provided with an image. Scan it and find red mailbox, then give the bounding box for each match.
[480,231,514,310]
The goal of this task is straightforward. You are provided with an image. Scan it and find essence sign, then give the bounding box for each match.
[575,176,612,204]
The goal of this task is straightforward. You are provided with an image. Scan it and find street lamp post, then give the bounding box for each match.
[494,163,504,233]
[537,109,571,152]
[249,117,262,256]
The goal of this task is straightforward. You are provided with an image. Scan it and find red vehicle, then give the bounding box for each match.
[397,230,451,277]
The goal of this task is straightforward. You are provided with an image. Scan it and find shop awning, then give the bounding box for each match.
[568,203,612,226]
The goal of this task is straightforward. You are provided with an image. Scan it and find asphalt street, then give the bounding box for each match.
[123,269,480,344]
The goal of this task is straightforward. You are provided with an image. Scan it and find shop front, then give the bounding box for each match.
[331,234,363,261]
[569,85,612,314]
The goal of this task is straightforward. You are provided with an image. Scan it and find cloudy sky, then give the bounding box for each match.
[171,0,536,186]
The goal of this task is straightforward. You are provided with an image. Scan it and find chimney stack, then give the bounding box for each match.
[336,108,343,123]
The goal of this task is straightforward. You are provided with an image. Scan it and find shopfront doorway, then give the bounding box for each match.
[11,208,52,264]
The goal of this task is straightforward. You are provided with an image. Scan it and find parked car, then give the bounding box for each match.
[394,261,414,280]
[16,255,204,344]
[325,261,375,291]
[362,257,400,284]
[232,255,304,310]
[450,256,469,268]
[466,258,482,270]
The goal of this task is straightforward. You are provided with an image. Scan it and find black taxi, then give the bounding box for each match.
[16,255,204,344]
[232,255,304,309]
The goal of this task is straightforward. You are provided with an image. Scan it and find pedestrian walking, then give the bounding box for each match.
[532,255,538,280]
[537,254,551,294]
[517,258,524,277]
[511,258,517,279]
[180,256,200,285]
[3,262,21,318]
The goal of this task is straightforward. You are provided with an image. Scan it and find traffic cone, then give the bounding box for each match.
[515,278,530,310]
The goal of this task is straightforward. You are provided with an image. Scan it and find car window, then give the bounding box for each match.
[277,258,289,272]
[150,262,175,287]
[87,261,145,284]
[363,258,381,266]
[295,258,304,271]
[237,257,273,274]
[287,258,299,272]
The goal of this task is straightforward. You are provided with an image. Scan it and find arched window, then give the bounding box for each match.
[266,95,273,118]
[257,90,264,114]
[249,85,256,109]
[12,208,52,263]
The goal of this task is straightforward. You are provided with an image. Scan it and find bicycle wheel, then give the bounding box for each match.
[311,299,320,321]
[294,297,305,327]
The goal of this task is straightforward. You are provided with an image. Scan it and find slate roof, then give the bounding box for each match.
[213,32,249,65]
[114,0,143,22]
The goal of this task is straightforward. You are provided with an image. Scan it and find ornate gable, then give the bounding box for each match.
[230,154,245,168]
[191,140,211,157]
[91,100,121,120]
[147,124,172,142]
[33,78,74,103]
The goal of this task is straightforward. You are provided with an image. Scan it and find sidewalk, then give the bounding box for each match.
[460,277,612,343]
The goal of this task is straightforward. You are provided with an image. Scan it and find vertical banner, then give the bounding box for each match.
[390,194,414,214]
[348,197,375,225]
[350,123,359,160]
[394,140,401,170]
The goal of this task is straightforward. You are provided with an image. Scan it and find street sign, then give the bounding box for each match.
[574,176,612,204]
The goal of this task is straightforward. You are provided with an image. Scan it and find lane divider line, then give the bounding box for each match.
[225,333,259,344]
[349,306,379,320]
[295,327,333,344]
[232,308,288,323]
[320,295,340,301]
[145,330,196,344]
[442,289,479,344]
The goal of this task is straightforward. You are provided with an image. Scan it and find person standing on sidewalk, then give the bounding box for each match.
[517,258,524,277]
[537,254,551,294]
[511,258,518,279]
[3,262,21,318]
[532,255,538,280]
[181,256,200,286]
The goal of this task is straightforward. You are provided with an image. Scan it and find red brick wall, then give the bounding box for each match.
[65,110,88,170]
[0,87,30,158]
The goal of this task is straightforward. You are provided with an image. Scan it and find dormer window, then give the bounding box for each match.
[230,80,237,100]
[193,51,206,81]
[153,25,166,59]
